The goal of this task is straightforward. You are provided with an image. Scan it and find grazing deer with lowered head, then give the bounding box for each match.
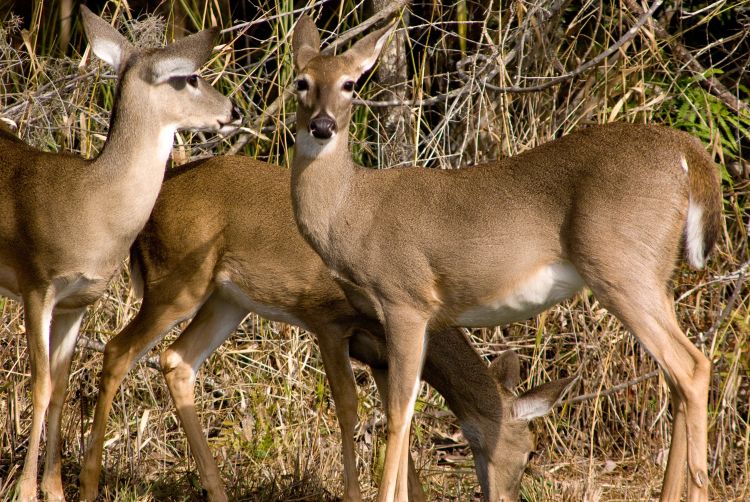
[78,155,574,502]
[290,15,722,502]
[0,6,239,501]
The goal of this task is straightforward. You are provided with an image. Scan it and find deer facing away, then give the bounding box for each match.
[0,6,238,501]
[77,155,574,502]
[290,15,722,502]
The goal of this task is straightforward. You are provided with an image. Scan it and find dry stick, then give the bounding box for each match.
[623,0,748,115]
[356,0,663,107]
[565,370,660,405]
[76,335,161,370]
[563,260,748,406]
[704,260,749,342]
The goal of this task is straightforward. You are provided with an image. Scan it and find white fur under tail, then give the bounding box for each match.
[686,198,706,269]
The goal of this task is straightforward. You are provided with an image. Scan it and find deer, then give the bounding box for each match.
[77,154,575,502]
[0,6,239,501]
[290,14,723,502]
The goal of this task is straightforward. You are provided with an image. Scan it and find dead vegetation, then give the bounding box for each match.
[1,1,748,500]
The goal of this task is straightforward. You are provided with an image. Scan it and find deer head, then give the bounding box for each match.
[466,351,576,501]
[81,5,241,138]
[292,14,395,158]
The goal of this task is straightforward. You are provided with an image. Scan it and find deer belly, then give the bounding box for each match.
[455,262,584,327]
[218,281,309,331]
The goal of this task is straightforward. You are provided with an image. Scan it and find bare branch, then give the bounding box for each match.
[623,0,748,114]
[565,370,660,404]
[356,0,664,107]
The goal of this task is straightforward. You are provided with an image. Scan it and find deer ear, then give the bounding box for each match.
[512,377,577,421]
[343,18,397,77]
[148,28,217,83]
[489,350,521,392]
[293,15,321,71]
[80,5,133,73]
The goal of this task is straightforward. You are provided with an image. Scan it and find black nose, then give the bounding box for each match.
[231,103,242,121]
[310,115,337,139]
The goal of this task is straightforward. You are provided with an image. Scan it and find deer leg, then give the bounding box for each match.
[160,293,247,502]
[661,386,688,500]
[371,368,427,502]
[40,308,85,502]
[377,306,428,502]
[16,288,56,502]
[79,296,199,501]
[316,328,363,502]
[587,284,709,502]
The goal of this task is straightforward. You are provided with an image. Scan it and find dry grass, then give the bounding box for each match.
[1,1,749,500]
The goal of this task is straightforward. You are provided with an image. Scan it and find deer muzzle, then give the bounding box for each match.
[310,114,337,139]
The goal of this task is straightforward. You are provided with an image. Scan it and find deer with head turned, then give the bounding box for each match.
[0,6,239,501]
[78,154,574,502]
[290,14,722,502]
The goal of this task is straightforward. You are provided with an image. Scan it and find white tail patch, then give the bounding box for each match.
[680,155,689,173]
[686,198,705,269]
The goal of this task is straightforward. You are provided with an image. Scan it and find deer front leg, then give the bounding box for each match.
[378,306,428,502]
[79,298,196,500]
[40,308,85,502]
[370,367,427,502]
[316,329,363,502]
[16,289,56,502]
[160,294,247,502]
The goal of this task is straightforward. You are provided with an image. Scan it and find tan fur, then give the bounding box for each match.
[80,155,571,502]
[290,15,722,502]
[0,7,237,501]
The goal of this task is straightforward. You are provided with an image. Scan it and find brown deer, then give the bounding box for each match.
[0,6,239,501]
[78,155,574,502]
[290,15,722,502]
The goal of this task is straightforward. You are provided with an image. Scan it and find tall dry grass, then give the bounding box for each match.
[1,1,748,500]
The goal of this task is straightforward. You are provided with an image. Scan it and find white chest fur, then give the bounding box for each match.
[456,262,584,327]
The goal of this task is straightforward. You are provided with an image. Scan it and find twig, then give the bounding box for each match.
[76,335,161,370]
[566,370,661,404]
[564,258,747,405]
[623,0,748,114]
[703,259,749,342]
[76,335,227,396]
[356,0,663,107]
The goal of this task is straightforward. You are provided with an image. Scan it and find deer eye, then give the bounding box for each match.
[296,78,309,92]
[186,74,199,87]
[342,80,355,92]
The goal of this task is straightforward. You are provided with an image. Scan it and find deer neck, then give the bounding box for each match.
[291,128,355,256]
[92,84,175,231]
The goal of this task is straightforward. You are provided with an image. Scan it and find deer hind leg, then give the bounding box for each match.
[584,276,709,502]
[40,308,85,502]
[79,292,201,501]
[377,305,428,502]
[370,368,427,502]
[17,288,56,502]
[160,293,247,502]
[315,327,363,502]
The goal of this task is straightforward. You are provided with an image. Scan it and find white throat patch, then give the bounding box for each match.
[296,129,341,159]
